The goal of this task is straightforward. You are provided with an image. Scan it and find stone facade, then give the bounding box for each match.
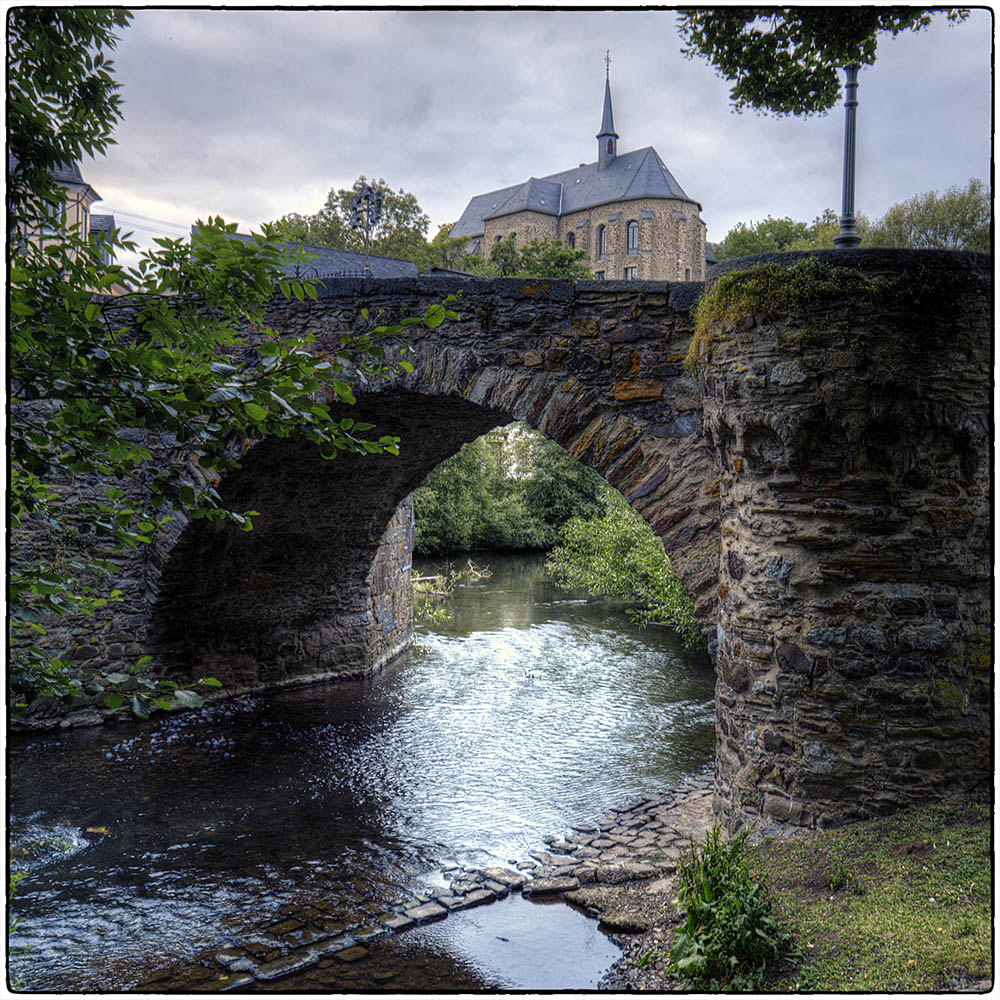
[451,72,707,281]
[697,249,992,833]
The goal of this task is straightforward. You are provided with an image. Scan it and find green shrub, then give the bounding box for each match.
[545,485,703,648]
[669,825,800,990]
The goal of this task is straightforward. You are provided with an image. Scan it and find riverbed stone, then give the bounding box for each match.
[377,913,414,932]
[403,901,448,923]
[478,867,526,890]
[334,945,369,963]
[212,973,255,992]
[254,950,318,981]
[522,876,580,896]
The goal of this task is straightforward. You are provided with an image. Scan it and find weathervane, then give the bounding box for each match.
[349,182,383,274]
[605,49,611,77]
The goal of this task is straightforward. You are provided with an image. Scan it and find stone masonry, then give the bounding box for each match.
[14,251,992,836]
[697,249,992,833]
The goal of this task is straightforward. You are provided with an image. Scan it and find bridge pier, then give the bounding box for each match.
[698,250,991,833]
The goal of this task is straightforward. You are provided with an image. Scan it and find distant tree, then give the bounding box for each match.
[677,8,970,116]
[715,209,864,258]
[489,235,521,276]
[864,179,989,252]
[413,424,605,554]
[716,180,988,258]
[479,235,592,279]
[546,486,703,648]
[269,175,431,264]
[518,238,593,279]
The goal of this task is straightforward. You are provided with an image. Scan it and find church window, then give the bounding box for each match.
[685,267,691,281]
[624,266,637,280]
[567,232,575,249]
[626,220,638,255]
[597,225,606,258]
[607,138,613,154]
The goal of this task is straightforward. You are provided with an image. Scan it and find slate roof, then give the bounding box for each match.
[89,214,116,235]
[8,154,101,199]
[451,146,698,240]
[218,231,420,278]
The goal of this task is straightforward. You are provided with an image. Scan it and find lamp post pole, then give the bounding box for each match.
[833,64,861,249]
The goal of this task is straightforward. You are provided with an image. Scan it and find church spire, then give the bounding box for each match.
[597,50,619,169]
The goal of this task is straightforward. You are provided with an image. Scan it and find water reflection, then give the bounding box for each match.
[8,553,715,990]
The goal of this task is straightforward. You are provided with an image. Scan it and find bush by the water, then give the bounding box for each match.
[413,424,604,554]
[546,485,703,648]
[668,825,800,990]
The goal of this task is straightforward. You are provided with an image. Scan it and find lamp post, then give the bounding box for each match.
[833,64,861,249]
[349,183,383,274]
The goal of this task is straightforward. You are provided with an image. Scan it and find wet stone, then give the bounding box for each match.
[266,918,303,935]
[284,925,330,947]
[478,867,526,890]
[378,913,414,932]
[403,901,448,923]
[449,879,482,894]
[255,950,318,981]
[482,879,509,896]
[214,951,243,967]
[454,888,496,909]
[522,876,580,895]
[312,934,357,957]
[334,945,369,963]
[352,926,386,943]
[228,957,257,973]
[212,973,255,992]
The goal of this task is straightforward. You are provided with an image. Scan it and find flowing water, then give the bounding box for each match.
[8,553,716,990]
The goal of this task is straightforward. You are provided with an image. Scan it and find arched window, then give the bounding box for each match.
[567,232,575,249]
[494,235,503,243]
[626,220,638,255]
[607,138,613,154]
[597,225,606,258]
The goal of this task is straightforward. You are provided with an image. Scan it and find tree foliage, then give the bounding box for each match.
[270,175,431,266]
[451,235,593,279]
[715,179,988,259]
[413,424,604,555]
[545,486,703,648]
[862,178,990,253]
[677,8,969,116]
[8,9,447,721]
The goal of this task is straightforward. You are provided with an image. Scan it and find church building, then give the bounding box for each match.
[450,65,708,281]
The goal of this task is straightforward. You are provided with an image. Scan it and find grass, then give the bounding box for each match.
[748,795,992,992]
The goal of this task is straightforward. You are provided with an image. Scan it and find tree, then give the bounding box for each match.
[677,8,969,116]
[413,424,605,554]
[545,485,703,648]
[715,209,860,258]
[8,9,448,720]
[478,235,592,279]
[270,176,431,265]
[864,179,989,252]
[714,181,988,258]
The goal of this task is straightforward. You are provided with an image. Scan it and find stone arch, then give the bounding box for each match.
[147,276,721,691]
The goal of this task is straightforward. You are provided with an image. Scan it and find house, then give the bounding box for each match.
[450,67,708,281]
[8,155,109,260]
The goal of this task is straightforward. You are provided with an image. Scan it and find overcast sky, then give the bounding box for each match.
[83,7,992,257]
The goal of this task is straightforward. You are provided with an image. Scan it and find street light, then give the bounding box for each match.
[833,64,861,249]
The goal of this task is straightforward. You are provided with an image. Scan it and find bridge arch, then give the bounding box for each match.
[148,274,721,690]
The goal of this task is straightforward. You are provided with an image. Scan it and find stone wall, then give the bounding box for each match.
[475,199,707,282]
[697,250,992,833]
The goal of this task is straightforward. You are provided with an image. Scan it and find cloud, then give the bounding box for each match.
[84,8,991,252]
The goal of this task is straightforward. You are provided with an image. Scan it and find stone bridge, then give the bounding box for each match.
[30,249,992,835]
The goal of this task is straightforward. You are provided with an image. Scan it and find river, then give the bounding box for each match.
[8,553,716,991]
